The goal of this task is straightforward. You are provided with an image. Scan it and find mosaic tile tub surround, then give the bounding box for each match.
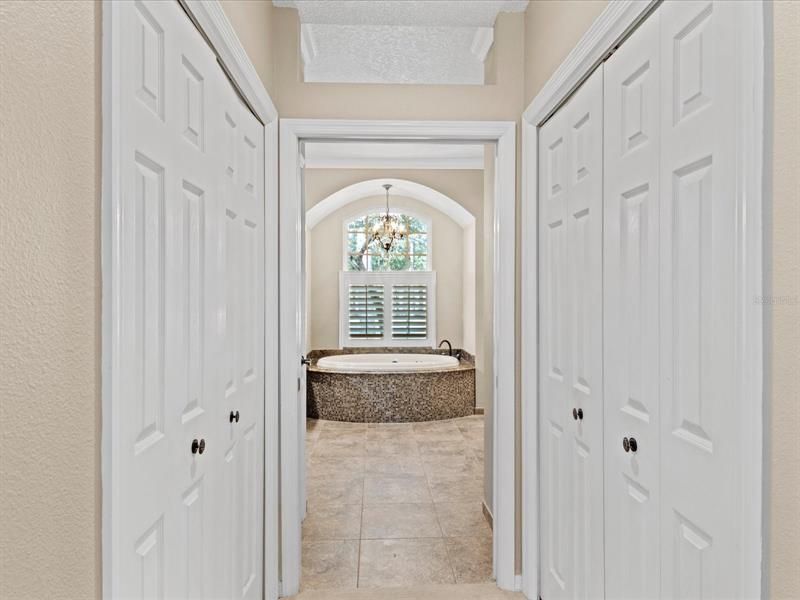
[306,348,476,423]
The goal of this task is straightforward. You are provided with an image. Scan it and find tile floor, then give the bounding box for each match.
[302,415,492,591]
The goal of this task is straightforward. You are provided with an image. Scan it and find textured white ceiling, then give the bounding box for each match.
[275,0,528,84]
[274,1,529,26]
[303,141,485,169]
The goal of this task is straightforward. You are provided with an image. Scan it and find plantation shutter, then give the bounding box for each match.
[391,284,428,339]
[348,284,384,338]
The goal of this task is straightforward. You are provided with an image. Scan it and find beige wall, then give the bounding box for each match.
[0,2,101,599]
[1,1,797,598]
[304,169,484,216]
[220,0,276,97]
[523,0,609,107]
[307,194,466,350]
[768,3,800,598]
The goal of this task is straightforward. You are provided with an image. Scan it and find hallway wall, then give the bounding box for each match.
[0,2,101,598]
[768,2,800,596]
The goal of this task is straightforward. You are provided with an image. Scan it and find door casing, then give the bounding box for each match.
[101,1,280,598]
[521,1,769,598]
[279,119,518,596]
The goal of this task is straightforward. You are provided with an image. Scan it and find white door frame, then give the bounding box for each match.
[101,2,280,598]
[279,119,517,595]
[520,1,769,598]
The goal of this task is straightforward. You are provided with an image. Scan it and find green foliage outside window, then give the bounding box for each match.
[346,214,429,272]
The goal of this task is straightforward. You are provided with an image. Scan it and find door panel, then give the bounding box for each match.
[540,104,570,600]
[658,2,740,598]
[216,73,265,600]
[602,9,661,600]
[538,64,604,600]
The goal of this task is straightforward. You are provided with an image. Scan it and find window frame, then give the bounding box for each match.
[341,206,433,272]
[339,271,437,348]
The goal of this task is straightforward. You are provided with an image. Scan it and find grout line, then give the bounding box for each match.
[356,465,365,588]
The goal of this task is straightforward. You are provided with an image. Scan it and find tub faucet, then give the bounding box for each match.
[438,339,453,356]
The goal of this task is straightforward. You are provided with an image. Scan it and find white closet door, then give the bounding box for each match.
[658,2,742,597]
[214,86,266,600]
[602,9,661,600]
[538,65,604,600]
[113,1,265,598]
[116,2,222,596]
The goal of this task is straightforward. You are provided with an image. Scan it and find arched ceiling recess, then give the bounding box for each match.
[306,178,476,230]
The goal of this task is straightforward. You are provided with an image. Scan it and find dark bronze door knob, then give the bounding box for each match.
[191,438,206,455]
[573,408,578,420]
[623,437,638,453]
[230,410,240,423]
[577,408,584,420]
[623,437,630,452]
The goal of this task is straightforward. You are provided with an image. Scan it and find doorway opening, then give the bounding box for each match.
[278,121,517,596]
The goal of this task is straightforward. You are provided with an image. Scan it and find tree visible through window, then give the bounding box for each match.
[346,213,429,271]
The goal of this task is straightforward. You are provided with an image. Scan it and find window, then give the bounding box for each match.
[340,272,436,347]
[340,210,435,347]
[345,213,429,272]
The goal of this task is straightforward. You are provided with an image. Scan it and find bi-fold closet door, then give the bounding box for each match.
[603,1,744,598]
[114,1,265,598]
[540,1,749,598]
[538,64,605,600]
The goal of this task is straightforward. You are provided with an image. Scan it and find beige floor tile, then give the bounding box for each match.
[361,503,442,539]
[301,540,359,590]
[308,455,365,480]
[464,439,484,454]
[363,475,432,504]
[358,539,455,588]
[303,504,363,541]
[364,456,425,476]
[364,439,419,457]
[317,428,366,441]
[413,428,465,443]
[422,453,482,478]
[428,475,483,503]
[413,420,462,434]
[455,416,484,429]
[307,476,364,507]
[312,437,367,457]
[417,440,470,456]
[320,421,368,432]
[367,422,415,433]
[444,537,493,584]
[460,427,484,441]
[435,503,492,538]
[287,583,522,600]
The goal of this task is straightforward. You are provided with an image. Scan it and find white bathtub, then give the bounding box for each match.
[315,353,459,373]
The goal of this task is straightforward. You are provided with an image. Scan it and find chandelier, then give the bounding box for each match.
[370,184,406,252]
